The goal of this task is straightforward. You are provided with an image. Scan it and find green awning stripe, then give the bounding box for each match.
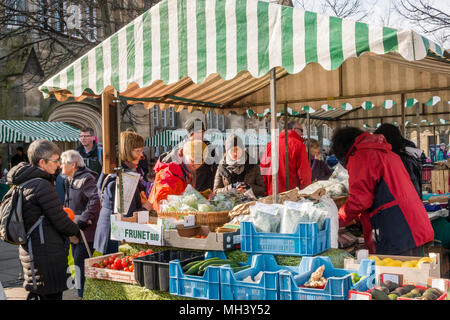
[95,45,104,93]
[143,10,152,86]
[355,22,370,57]
[281,5,294,73]
[66,65,75,96]
[126,22,136,85]
[159,0,170,83]
[304,11,317,65]
[383,27,398,53]
[81,56,89,93]
[257,1,269,76]
[236,0,248,74]
[110,33,120,90]
[196,0,207,82]
[329,16,343,70]
[177,0,187,81]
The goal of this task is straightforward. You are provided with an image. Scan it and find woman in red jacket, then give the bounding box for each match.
[330,127,434,256]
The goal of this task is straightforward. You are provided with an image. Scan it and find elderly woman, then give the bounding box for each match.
[6,140,79,300]
[306,138,332,182]
[214,134,265,197]
[93,130,147,255]
[60,150,100,299]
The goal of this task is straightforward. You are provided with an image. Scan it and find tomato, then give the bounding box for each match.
[123,267,129,272]
[92,263,100,268]
[195,234,201,238]
[111,254,117,260]
[103,259,109,266]
[114,259,121,268]
[129,265,134,272]
[146,249,153,254]
[121,259,128,268]
[108,257,115,264]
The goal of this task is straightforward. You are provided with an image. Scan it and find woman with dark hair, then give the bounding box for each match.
[214,134,265,197]
[374,124,423,199]
[330,127,434,256]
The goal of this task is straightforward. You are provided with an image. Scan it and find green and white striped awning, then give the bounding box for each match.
[145,129,272,147]
[145,130,187,147]
[39,0,448,117]
[0,120,80,143]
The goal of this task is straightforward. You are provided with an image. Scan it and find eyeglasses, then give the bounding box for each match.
[133,148,144,154]
[47,158,61,164]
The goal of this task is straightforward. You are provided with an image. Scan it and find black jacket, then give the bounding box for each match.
[7,163,79,295]
[77,143,102,178]
[64,167,100,243]
[399,148,423,200]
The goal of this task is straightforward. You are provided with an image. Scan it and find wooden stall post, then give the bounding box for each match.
[270,68,279,203]
[284,105,289,191]
[101,92,118,174]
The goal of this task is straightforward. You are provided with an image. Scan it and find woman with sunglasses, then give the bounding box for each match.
[6,139,80,300]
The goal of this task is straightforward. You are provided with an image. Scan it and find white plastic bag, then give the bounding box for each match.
[313,195,339,249]
[249,202,283,233]
[280,200,311,234]
[0,281,6,300]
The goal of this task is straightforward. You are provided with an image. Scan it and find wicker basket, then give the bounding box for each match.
[158,211,231,232]
[333,195,348,209]
[193,211,231,232]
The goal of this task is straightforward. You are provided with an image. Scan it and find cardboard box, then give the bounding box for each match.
[163,225,241,251]
[425,244,450,278]
[110,214,195,246]
[349,277,448,300]
[84,252,137,285]
[431,169,450,194]
[344,251,441,287]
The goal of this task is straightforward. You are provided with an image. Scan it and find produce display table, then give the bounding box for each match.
[83,243,353,300]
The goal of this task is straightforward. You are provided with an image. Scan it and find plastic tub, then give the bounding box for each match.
[240,219,330,256]
[279,256,376,300]
[133,250,204,291]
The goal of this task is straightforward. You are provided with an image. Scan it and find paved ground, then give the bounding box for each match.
[0,240,79,300]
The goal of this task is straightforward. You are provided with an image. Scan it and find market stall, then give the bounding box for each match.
[0,119,80,199]
[38,0,449,300]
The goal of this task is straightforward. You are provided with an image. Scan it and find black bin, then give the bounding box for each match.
[133,250,204,291]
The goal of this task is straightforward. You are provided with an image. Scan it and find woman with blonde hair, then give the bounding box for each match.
[94,130,148,254]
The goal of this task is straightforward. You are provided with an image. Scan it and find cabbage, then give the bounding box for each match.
[198,204,216,212]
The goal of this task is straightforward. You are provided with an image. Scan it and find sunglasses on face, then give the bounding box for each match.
[47,158,61,164]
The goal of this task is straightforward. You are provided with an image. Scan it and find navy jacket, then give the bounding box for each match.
[93,164,143,254]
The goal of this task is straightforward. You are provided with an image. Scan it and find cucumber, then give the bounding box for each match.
[182,259,203,271]
[232,265,251,273]
[184,258,221,275]
[198,259,238,271]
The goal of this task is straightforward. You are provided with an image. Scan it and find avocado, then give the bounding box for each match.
[378,286,390,295]
[429,288,443,297]
[422,292,438,300]
[388,293,398,300]
[401,285,416,294]
[393,287,405,296]
[371,289,391,300]
[382,280,398,292]
[410,289,423,297]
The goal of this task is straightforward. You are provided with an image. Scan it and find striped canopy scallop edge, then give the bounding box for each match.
[39,0,447,101]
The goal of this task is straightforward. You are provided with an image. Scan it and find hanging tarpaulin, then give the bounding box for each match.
[341,103,353,111]
[361,101,374,111]
[437,119,448,125]
[321,104,334,112]
[0,120,80,143]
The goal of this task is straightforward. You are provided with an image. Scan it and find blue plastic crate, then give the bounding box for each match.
[240,218,330,256]
[279,256,376,300]
[220,254,300,300]
[169,251,249,300]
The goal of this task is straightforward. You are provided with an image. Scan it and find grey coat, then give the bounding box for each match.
[213,162,266,197]
[64,166,100,243]
[7,163,79,295]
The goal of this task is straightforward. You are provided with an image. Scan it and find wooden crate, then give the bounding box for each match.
[431,169,450,194]
[84,252,137,285]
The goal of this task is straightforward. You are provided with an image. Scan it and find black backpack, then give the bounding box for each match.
[0,178,44,245]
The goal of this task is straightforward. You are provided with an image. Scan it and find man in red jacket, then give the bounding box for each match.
[260,122,312,195]
[331,127,434,255]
